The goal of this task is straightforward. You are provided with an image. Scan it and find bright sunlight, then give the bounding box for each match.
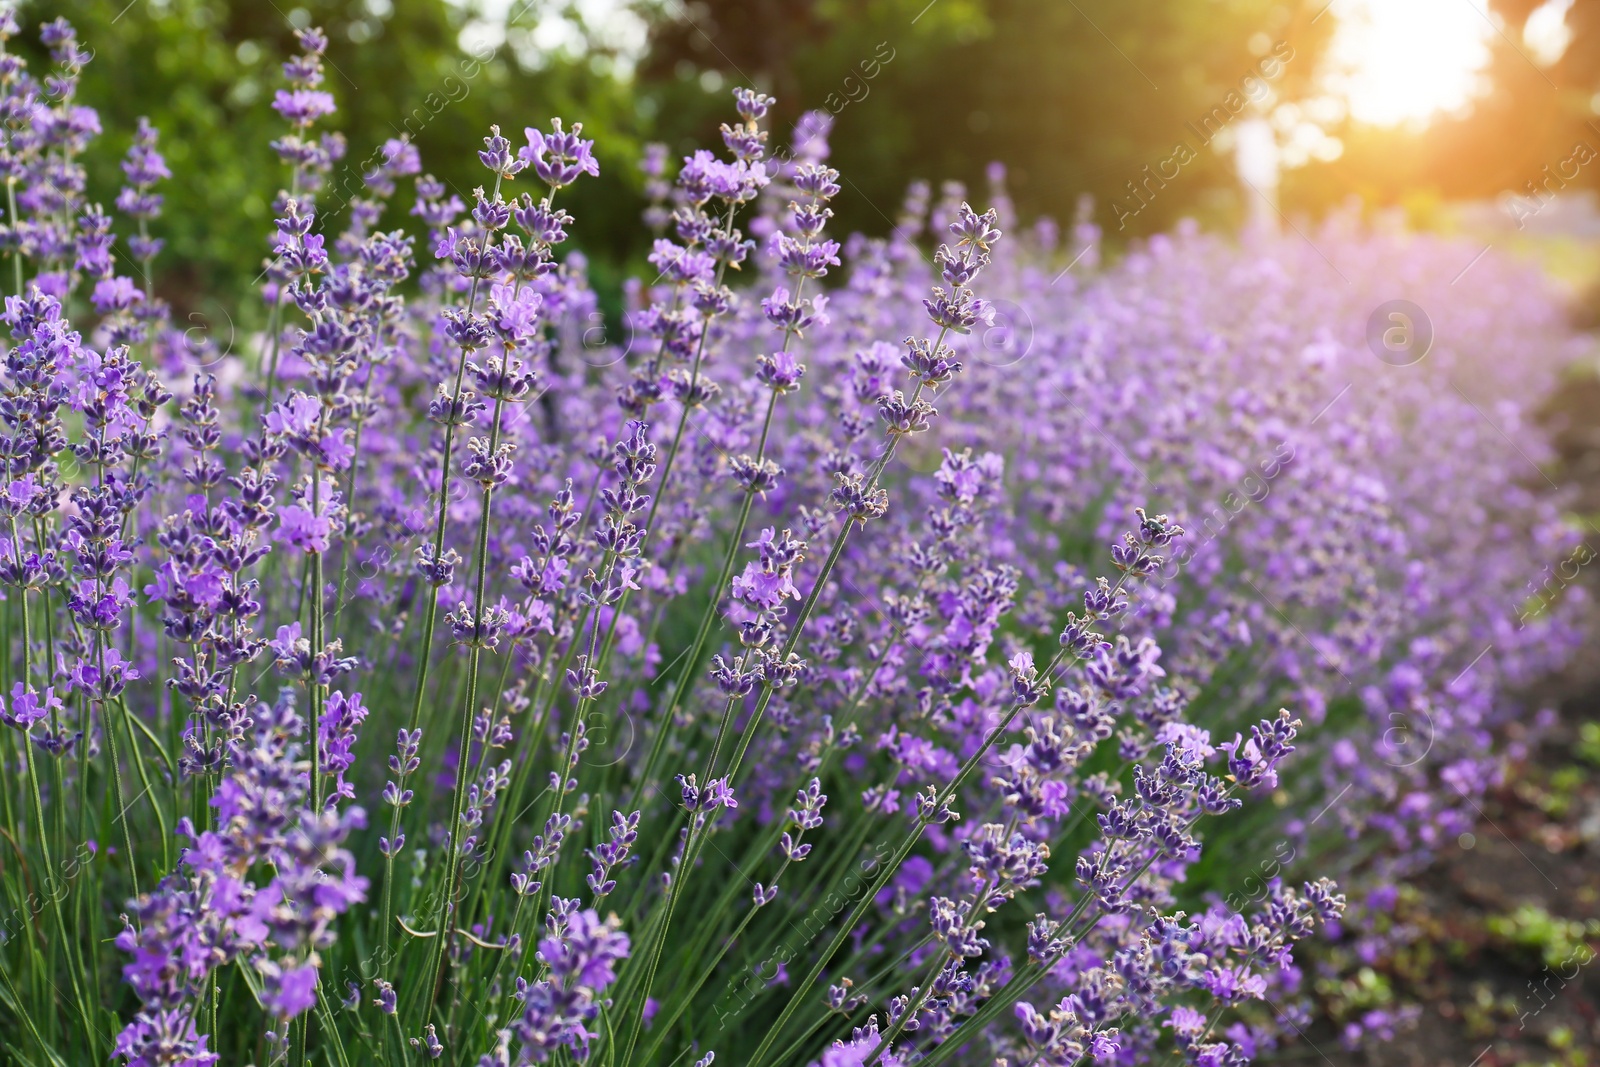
[1325,0,1495,125]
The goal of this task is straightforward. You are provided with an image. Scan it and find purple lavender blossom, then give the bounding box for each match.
[0,16,1581,1067]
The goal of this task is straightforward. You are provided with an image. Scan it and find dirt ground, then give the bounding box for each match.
[1311,688,1600,1067]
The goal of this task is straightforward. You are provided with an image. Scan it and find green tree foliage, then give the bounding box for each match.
[22,0,648,320]
[22,0,1344,315]
[635,0,1335,238]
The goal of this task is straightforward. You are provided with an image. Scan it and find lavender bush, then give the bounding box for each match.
[0,13,1584,1067]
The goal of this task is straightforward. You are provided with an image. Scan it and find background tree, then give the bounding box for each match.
[21,0,1358,313]
[633,0,1336,239]
[23,0,646,322]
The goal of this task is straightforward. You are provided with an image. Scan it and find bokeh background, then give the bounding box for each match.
[27,0,1600,326]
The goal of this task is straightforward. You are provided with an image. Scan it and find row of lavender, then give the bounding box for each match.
[0,13,1583,1067]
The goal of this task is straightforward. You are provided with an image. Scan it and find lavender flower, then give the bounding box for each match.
[0,15,1580,1067]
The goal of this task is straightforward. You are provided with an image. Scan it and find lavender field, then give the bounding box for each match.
[0,5,1596,1067]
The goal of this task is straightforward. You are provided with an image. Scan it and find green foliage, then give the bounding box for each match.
[20,0,1344,320]
[635,0,1336,240]
[24,0,651,321]
[1486,904,1600,969]
[1577,721,1600,767]
[1314,963,1399,1017]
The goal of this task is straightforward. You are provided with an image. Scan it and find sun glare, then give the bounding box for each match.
[1325,0,1495,126]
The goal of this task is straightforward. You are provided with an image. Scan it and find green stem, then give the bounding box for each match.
[863,850,1012,1062]
[10,541,97,1059]
[332,374,376,633]
[664,641,894,986]
[6,178,21,296]
[262,168,303,418]
[616,364,933,1067]
[572,201,748,770]
[381,175,505,985]
[309,432,328,815]
[744,566,1131,1067]
[632,201,738,549]
[421,390,506,1022]
[631,381,783,810]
